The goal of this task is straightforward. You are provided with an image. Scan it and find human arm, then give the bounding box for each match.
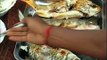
[7,16,106,59]
[47,26,106,59]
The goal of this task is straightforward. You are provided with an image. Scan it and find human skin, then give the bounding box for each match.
[7,16,106,59]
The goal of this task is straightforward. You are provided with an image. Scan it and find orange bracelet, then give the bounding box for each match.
[45,26,53,44]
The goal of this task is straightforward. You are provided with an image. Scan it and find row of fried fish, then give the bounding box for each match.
[34,0,101,19]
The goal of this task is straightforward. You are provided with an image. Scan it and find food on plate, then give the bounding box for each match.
[43,18,100,30]
[28,44,80,60]
[73,0,101,17]
[22,0,101,19]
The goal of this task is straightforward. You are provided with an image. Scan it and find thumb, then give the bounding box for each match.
[23,16,47,27]
[22,17,33,24]
[22,17,36,27]
[22,15,42,24]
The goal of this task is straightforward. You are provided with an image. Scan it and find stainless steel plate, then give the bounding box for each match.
[14,0,107,60]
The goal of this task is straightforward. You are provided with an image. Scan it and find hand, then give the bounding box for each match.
[7,16,49,45]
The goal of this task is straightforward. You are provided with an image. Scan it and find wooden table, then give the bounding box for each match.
[0,1,26,60]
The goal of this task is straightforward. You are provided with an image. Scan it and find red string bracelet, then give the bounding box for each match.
[45,26,53,44]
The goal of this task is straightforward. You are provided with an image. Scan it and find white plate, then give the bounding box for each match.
[0,19,6,43]
[0,0,17,17]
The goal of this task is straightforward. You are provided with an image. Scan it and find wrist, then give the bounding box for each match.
[43,25,53,44]
[36,24,49,35]
[41,25,50,34]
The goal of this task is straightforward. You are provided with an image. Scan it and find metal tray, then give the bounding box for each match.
[14,42,98,60]
[14,42,29,60]
[14,0,107,60]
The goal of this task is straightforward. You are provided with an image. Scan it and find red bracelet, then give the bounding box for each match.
[45,26,53,44]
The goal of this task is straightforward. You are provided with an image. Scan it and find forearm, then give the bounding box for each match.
[47,26,106,59]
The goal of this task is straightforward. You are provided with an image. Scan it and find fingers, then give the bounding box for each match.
[9,36,27,42]
[7,31,27,36]
[7,27,28,36]
[23,17,36,24]
[8,27,28,32]
[8,32,45,44]
[23,16,44,24]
